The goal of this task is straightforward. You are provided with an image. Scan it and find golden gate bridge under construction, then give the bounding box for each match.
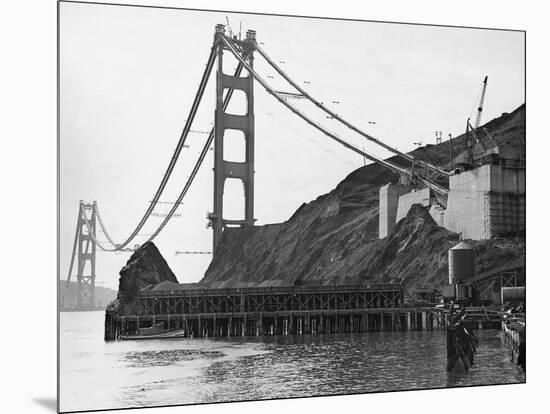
[63,24,522,311]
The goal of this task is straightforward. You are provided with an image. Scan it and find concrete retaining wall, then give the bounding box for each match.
[445,164,525,239]
[395,188,431,223]
[429,204,445,227]
[378,164,525,241]
[379,184,408,239]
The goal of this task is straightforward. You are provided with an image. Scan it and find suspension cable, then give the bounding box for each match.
[94,203,117,247]
[98,43,218,250]
[78,35,451,254]
[222,37,410,176]
[146,56,249,242]
[62,207,81,302]
[254,42,450,178]
[80,52,249,250]
[223,36,448,196]
[80,209,115,251]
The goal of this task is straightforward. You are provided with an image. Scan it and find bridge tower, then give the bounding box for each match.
[209,25,256,254]
[76,200,97,309]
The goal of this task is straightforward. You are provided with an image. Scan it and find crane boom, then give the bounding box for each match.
[474,76,488,129]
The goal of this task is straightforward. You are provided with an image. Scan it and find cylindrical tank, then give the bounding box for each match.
[501,287,526,304]
[448,241,476,284]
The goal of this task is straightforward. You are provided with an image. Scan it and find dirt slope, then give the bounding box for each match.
[199,104,525,290]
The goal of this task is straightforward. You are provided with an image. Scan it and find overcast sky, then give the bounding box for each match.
[59,2,524,290]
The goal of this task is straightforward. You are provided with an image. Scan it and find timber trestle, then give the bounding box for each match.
[105,284,452,340]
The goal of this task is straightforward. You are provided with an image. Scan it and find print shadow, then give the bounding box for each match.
[32,397,57,412]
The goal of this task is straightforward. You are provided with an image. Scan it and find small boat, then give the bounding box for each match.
[120,328,187,340]
[120,323,187,340]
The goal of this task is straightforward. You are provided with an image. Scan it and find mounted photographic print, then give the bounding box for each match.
[58,1,526,412]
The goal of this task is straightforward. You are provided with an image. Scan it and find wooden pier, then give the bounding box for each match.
[502,317,526,369]
[105,284,455,340]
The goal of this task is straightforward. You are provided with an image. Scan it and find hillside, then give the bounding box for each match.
[60,281,118,310]
[199,104,525,290]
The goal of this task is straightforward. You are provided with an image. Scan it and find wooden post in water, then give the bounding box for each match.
[104,311,117,341]
[422,311,428,330]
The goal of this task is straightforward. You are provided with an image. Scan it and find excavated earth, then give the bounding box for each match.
[198,104,526,291]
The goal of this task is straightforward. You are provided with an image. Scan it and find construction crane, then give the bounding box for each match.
[225,16,233,38]
[474,76,488,129]
[464,76,489,165]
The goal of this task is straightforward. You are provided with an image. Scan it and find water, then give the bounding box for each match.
[60,311,525,412]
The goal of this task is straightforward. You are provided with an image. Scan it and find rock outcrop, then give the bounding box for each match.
[356,204,459,288]
[114,242,178,314]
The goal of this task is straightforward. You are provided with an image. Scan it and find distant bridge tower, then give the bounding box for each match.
[76,200,97,309]
[209,25,256,254]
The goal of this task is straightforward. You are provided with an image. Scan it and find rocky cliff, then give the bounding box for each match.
[113,241,178,314]
[199,104,525,290]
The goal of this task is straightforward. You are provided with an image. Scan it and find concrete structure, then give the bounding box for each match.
[379,185,437,239]
[378,155,524,241]
[444,163,525,239]
[395,187,432,223]
[378,183,407,238]
[429,204,445,227]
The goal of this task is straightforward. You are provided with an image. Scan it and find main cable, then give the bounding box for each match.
[89,43,218,251]
[254,42,450,178]
[94,203,117,247]
[80,209,114,251]
[146,55,249,242]
[222,37,411,177]
[62,206,81,302]
[224,36,449,196]
[81,52,250,250]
